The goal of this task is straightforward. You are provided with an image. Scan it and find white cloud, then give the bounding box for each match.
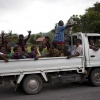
[0,0,99,35]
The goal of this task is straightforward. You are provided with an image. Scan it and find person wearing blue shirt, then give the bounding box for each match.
[52,20,76,44]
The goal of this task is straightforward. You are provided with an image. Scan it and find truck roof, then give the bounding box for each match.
[85,33,100,36]
[73,32,100,36]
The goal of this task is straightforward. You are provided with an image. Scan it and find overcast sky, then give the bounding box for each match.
[0,0,99,35]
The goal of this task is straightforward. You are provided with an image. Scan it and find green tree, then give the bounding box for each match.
[72,2,100,33]
[70,15,82,33]
[8,30,18,43]
[28,34,36,44]
[36,34,41,39]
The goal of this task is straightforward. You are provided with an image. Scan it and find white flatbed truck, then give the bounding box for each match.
[0,32,100,95]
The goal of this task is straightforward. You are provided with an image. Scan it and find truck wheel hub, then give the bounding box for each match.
[94,73,100,83]
[27,79,39,91]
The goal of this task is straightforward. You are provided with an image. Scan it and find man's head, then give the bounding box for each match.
[76,39,82,46]
[58,20,64,26]
[89,39,94,45]
[19,34,24,40]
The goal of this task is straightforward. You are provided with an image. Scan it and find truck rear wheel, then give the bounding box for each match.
[89,68,100,86]
[22,75,43,95]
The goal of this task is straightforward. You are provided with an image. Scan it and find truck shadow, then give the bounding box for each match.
[42,80,91,92]
[0,80,97,97]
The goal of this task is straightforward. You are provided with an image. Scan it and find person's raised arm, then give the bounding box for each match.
[25,30,31,42]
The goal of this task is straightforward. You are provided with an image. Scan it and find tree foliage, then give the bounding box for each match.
[28,34,36,44]
[7,30,18,42]
[72,2,100,33]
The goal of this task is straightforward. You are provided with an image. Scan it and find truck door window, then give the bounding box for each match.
[88,36,100,50]
[71,36,77,50]
[72,36,77,45]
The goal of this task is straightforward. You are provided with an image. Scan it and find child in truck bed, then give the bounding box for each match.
[13,45,29,59]
[48,42,61,57]
[29,45,38,60]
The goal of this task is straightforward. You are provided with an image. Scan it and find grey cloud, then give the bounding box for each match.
[0,0,33,12]
[0,0,98,15]
[0,0,21,10]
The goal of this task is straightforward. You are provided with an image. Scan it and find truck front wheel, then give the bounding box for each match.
[22,75,43,95]
[89,68,100,86]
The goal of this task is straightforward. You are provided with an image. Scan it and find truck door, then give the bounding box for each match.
[88,36,100,66]
[69,33,85,73]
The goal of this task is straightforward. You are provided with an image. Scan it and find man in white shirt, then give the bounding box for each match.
[67,39,83,59]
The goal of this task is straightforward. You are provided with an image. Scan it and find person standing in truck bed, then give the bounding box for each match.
[17,31,31,51]
[52,20,76,44]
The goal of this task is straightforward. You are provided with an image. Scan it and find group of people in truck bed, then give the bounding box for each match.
[0,20,83,62]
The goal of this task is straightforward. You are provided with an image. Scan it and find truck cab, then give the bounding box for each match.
[70,32,100,67]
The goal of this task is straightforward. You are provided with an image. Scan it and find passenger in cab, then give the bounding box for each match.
[89,39,99,51]
[67,39,83,59]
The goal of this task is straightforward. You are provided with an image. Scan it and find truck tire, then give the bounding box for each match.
[89,68,100,86]
[22,75,43,95]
